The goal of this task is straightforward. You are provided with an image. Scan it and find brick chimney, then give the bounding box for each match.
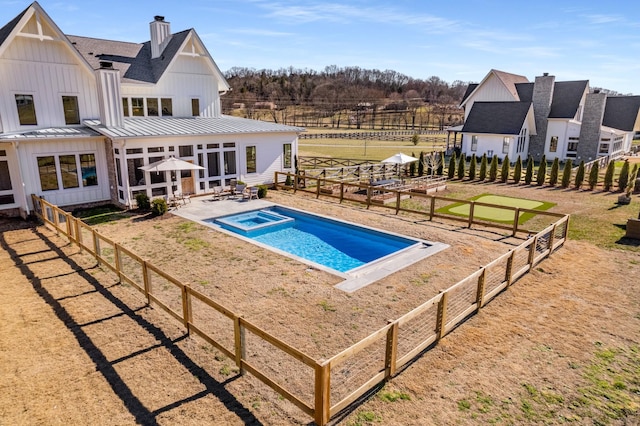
[576,90,607,162]
[529,73,555,159]
[150,15,171,59]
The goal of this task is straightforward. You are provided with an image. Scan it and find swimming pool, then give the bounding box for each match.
[209,206,448,290]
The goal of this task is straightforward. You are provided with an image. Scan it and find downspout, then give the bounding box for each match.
[11,141,30,218]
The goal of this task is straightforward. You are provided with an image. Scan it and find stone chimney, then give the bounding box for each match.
[528,73,555,159]
[576,91,607,162]
[95,61,123,128]
[150,15,171,59]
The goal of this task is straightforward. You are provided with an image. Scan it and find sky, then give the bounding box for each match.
[2,0,640,95]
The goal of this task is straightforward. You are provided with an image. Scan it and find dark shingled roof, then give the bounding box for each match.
[460,84,478,105]
[515,82,534,102]
[0,3,29,47]
[462,101,531,135]
[549,80,588,118]
[603,96,640,131]
[67,30,191,84]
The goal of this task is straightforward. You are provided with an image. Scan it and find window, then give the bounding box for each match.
[517,128,527,153]
[60,155,79,189]
[147,98,159,116]
[37,156,59,191]
[224,151,236,175]
[148,157,166,184]
[246,146,257,173]
[126,148,143,155]
[131,98,144,116]
[115,157,123,187]
[0,160,14,205]
[283,143,292,168]
[191,98,200,116]
[16,94,37,125]
[470,135,478,152]
[207,152,220,177]
[148,147,164,153]
[502,137,510,154]
[127,158,145,186]
[122,98,130,117]
[179,145,193,157]
[567,137,579,152]
[80,154,97,186]
[61,96,80,125]
[161,98,172,116]
[599,143,610,154]
[549,136,558,152]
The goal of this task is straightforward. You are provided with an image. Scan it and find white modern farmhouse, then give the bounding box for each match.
[454,69,640,162]
[0,2,302,218]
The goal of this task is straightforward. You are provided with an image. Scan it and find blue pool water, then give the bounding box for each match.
[212,206,418,273]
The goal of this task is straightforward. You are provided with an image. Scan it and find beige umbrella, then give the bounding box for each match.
[139,156,204,196]
[381,152,419,164]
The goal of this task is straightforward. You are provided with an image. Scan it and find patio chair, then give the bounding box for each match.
[234,184,246,198]
[243,186,259,200]
[211,186,224,201]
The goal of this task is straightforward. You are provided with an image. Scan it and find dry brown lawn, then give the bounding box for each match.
[1,179,639,425]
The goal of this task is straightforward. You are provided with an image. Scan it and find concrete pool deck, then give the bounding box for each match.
[171,193,449,292]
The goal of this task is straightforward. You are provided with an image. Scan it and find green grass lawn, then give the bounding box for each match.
[437,194,556,224]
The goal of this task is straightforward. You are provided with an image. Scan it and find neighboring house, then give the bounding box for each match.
[0,2,302,218]
[456,69,640,163]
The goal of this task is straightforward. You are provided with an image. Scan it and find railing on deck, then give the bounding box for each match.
[31,191,568,426]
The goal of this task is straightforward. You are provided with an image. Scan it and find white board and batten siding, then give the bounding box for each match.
[462,73,521,122]
[19,138,111,208]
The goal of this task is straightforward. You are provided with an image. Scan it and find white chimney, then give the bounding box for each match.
[150,15,171,59]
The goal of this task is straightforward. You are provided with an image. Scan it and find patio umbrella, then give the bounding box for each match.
[139,156,204,196]
[381,152,419,165]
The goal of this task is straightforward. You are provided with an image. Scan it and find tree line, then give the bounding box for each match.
[221,65,468,129]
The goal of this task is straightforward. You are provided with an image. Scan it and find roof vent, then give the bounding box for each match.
[154,15,165,22]
[99,61,113,69]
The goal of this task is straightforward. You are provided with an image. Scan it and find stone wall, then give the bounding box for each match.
[528,73,555,159]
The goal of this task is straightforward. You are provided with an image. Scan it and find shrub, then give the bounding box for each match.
[500,154,510,183]
[284,174,293,186]
[627,164,638,196]
[603,160,615,191]
[479,154,488,181]
[513,155,522,184]
[447,152,456,179]
[588,161,599,190]
[468,154,477,180]
[549,158,559,186]
[418,152,425,177]
[489,155,498,182]
[618,160,630,192]
[437,152,444,175]
[135,192,150,210]
[536,155,547,186]
[412,133,420,146]
[574,160,585,189]
[151,198,167,216]
[409,152,416,176]
[457,154,466,180]
[257,184,268,199]
[524,156,533,184]
[561,159,573,188]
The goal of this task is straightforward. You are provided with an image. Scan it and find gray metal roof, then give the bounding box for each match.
[461,101,531,135]
[84,116,305,139]
[603,96,640,131]
[549,81,588,118]
[0,126,102,140]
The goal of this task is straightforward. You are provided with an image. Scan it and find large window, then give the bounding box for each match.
[502,137,510,154]
[0,160,14,205]
[62,96,80,125]
[131,98,144,116]
[60,155,79,189]
[567,137,579,152]
[224,151,236,175]
[16,94,37,125]
[122,98,130,117]
[37,156,59,191]
[516,128,527,153]
[246,146,257,173]
[283,143,292,168]
[147,98,159,116]
[148,156,166,184]
[191,98,200,116]
[161,98,172,116]
[549,136,558,152]
[470,135,478,152]
[207,152,220,177]
[80,154,98,186]
[127,158,145,186]
[179,145,193,157]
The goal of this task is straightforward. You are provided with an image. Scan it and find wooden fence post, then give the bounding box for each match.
[114,244,122,283]
[182,285,192,333]
[476,269,487,310]
[234,316,246,376]
[92,229,100,258]
[314,363,331,426]
[512,208,520,236]
[65,213,73,243]
[142,260,151,305]
[528,236,538,271]
[293,172,298,192]
[436,291,448,341]
[468,202,475,228]
[548,224,556,253]
[339,182,344,203]
[316,178,321,199]
[385,321,399,378]
[366,186,372,209]
[429,196,436,221]
[395,191,401,215]
[505,251,515,287]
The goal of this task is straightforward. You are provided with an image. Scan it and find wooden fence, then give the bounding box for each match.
[31,190,568,426]
[299,130,446,141]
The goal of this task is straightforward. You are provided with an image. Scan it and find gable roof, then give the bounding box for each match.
[515,82,534,102]
[0,3,29,47]
[84,116,304,139]
[459,69,529,108]
[548,80,589,119]
[461,101,532,135]
[459,83,478,105]
[602,96,640,132]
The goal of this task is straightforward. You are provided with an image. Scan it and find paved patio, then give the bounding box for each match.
[170,193,274,224]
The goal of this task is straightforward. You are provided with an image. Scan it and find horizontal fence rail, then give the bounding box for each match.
[30,191,568,426]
